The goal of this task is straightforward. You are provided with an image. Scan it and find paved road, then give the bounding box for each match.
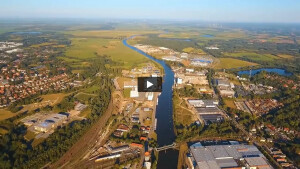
[225,111,282,169]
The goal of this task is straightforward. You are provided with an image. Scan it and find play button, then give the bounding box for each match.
[138,77,162,92]
[146,81,153,88]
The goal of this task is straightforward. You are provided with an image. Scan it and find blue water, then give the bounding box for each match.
[191,59,212,63]
[238,68,292,76]
[201,34,214,38]
[123,36,178,169]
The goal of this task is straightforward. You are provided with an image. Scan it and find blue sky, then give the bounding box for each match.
[1,0,300,23]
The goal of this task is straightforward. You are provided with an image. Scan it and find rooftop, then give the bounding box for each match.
[189,143,272,169]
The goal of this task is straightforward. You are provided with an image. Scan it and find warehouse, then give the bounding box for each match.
[188,142,272,169]
[188,99,219,108]
[33,114,67,132]
[196,107,224,125]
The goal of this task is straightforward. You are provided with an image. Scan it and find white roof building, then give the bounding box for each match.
[130,87,139,98]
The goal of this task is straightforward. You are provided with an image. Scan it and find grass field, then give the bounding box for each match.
[276,54,294,59]
[0,93,69,121]
[79,108,91,117]
[215,58,258,69]
[64,30,159,38]
[62,30,156,69]
[159,28,247,40]
[22,93,69,113]
[116,77,133,90]
[224,99,236,109]
[83,85,100,93]
[0,128,8,135]
[0,109,16,121]
[123,88,131,98]
[224,52,279,62]
[41,93,68,103]
[30,42,54,48]
[173,95,196,126]
[182,47,206,54]
[75,93,95,102]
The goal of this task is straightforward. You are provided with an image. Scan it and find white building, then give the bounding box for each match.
[176,78,183,84]
[146,92,154,101]
[162,55,181,62]
[130,87,139,98]
[185,68,194,73]
[181,53,188,58]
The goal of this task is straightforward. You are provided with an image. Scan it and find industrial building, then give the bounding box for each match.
[74,102,87,112]
[107,145,130,153]
[162,55,182,62]
[196,107,224,124]
[188,99,219,108]
[216,79,235,98]
[188,142,272,169]
[95,153,121,162]
[124,80,137,88]
[33,114,67,132]
[130,87,139,98]
[217,79,231,87]
[175,74,208,85]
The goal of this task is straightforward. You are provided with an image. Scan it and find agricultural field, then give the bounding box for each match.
[64,30,159,38]
[62,30,161,69]
[276,54,294,59]
[159,28,247,40]
[223,52,279,62]
[215,58,258,69]
[250,34,295,44]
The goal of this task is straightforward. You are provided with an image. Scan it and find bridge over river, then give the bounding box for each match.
[155,143,178,152]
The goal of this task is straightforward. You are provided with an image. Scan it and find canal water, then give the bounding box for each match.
[123,37,179,169]
[238,68,292,76]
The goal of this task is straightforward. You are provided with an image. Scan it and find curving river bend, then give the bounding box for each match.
[123,36,178,169]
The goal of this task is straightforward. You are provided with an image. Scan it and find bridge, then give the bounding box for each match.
[155,143,178,152]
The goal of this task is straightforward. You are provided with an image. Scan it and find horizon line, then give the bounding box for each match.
[0,17,300,25]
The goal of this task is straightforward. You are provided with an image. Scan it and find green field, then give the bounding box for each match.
[215,58,258,69]
[224,52,279,62]
[173,94,196,126]
[84,85,100,93]
[182,47,206,54]
[0,109,16,121]
[159,28,247,40]
[75,93,95,102]
[123,88,131,98]
[62,30,158,69]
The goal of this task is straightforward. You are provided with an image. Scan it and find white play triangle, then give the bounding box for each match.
[146,80,153,88]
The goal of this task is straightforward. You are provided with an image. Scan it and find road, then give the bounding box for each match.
[224,110,283,169]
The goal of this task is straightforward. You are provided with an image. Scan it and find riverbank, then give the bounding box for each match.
[123,36,179,169]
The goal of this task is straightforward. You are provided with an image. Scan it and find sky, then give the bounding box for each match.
[1,0,300,23]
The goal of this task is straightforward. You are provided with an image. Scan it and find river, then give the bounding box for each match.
[123,36,178,169]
